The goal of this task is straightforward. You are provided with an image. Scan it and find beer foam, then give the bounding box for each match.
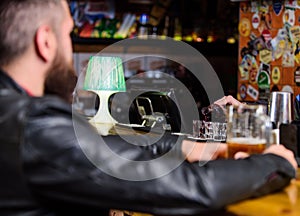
[227,137,266,145]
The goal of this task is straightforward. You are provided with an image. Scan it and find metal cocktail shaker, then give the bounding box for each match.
[269,91,293,129]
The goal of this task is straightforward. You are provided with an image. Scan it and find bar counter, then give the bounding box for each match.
[118,169,299,216]
[226,168,300,216]
[109,126,300,216]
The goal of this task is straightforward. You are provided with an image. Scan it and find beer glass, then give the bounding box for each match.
[226,105,272,158]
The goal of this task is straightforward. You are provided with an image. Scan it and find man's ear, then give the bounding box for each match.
[35,25,57,62]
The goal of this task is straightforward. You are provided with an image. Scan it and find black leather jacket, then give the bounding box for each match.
[0,70,296,216]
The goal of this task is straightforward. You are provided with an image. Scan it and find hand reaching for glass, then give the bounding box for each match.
[201,95,243,122]
[213,95,243,107]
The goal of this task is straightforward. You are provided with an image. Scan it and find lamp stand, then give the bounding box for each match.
[89,90,117,136]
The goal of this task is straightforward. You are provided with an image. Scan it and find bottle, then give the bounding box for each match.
[161,16,169,39]
[151,26,158,38]
[173,17,182,41]
[138,14,149,39]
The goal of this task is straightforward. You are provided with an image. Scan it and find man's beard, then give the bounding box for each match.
[44,51,78,103]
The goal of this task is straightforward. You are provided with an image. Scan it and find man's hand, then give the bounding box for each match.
[234,144,297,171]
[264,145,298,170]
[214,95,243,107]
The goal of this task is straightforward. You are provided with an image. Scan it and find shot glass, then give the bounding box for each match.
[192,120,205,138]
[213,122,226,141]
[221,123,227,141]
[192,120,200,138]
[204,121,213,140]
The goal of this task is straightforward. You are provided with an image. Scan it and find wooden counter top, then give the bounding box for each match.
[225,168,300,216]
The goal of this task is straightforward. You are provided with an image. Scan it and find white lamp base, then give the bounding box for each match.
[89,90,117,136]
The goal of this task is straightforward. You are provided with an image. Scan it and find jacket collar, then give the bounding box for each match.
[0,69,30,96]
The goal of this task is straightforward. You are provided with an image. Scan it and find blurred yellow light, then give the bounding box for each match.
[174,35,182,41]
[227,37,236,44]
[184,36,193,42]
[207,35,215,43]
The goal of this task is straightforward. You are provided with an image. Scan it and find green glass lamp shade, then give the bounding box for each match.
[83,56,126,135]
[83,56,126,91]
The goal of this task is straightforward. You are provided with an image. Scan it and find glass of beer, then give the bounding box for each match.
[226,105,272,158]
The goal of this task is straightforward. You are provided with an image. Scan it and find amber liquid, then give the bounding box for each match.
[227,137,266,158]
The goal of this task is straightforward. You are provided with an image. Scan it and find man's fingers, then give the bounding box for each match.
[234,151,250,160]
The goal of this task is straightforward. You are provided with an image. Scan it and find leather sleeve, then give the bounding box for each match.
[22,96,296,215]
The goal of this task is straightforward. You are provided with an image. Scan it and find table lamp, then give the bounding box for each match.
[83,56,126,135]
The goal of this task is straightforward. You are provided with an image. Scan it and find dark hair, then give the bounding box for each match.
[0,0,64,67]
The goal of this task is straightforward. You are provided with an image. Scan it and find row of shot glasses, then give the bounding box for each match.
[192,120,227,142]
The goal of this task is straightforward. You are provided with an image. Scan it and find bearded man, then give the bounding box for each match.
[0,0,297,216]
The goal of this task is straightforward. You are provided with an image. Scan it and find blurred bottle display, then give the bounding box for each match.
[69,0,238,43]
